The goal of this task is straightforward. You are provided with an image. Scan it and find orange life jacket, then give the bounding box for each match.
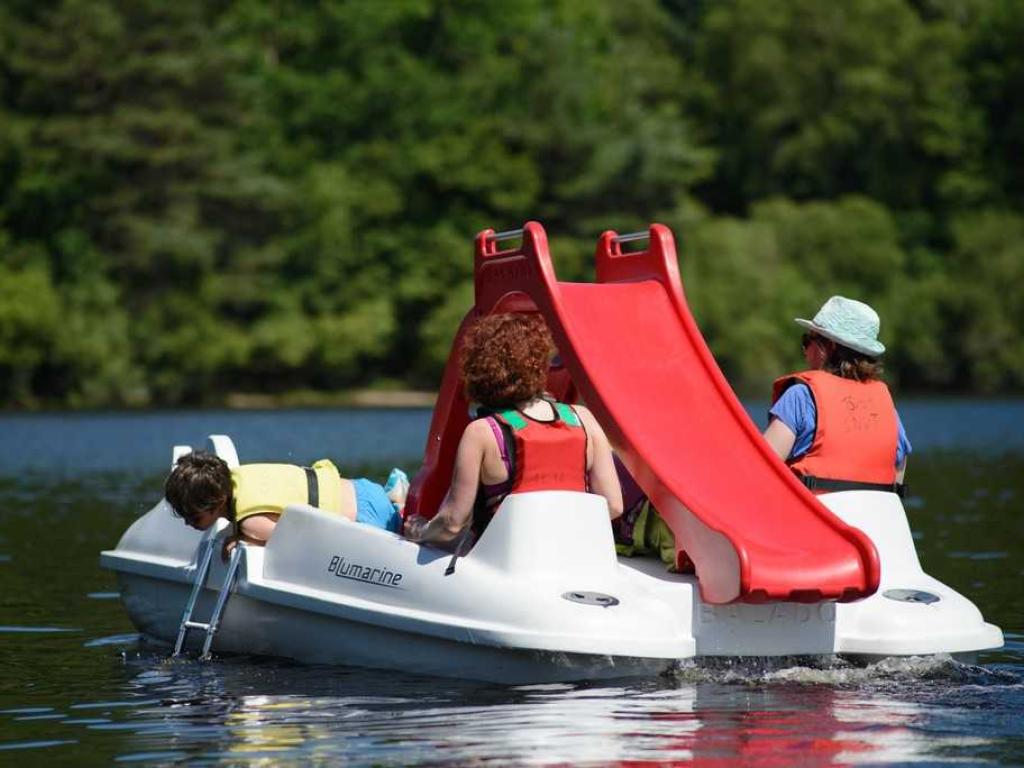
[771,370,899,492]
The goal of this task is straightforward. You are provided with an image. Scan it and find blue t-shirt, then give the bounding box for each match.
[769,382,911,466]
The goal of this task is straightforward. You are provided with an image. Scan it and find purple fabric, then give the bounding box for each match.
[479,416,513,503]
[614,454,647,513]
[612,454,648,545]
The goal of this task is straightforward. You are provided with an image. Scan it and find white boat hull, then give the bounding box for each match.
[105,491,698,683]
[116,572,673,683]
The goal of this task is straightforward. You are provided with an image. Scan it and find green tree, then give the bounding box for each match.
[946,210,1024,391]
[222,0,714,386]
[0,0,1021,407]
[967,0,1024,206]
[0,261,59,405]
[680,197,909,392]
[0,0,300,404]
[694,0,987,223]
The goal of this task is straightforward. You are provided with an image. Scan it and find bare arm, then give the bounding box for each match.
[896,459,907,484]
[222,512,279,559]
[763,416,796,461]
[237,513,278,544]
[405,421,486,547]
[575,405,623,520]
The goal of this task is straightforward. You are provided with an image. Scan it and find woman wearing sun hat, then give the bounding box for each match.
[763,296,911,494]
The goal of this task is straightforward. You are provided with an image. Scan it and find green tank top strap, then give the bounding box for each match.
[554,402,581,427]
[496,409,528,430]
[497,402,580,429]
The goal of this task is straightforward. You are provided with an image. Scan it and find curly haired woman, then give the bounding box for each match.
[404,313,622,547]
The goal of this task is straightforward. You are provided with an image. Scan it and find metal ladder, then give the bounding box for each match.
[173,539,244,659]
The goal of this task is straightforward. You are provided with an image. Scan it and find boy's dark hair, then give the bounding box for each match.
[164,451,233,521]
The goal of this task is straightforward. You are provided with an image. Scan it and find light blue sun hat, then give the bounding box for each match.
[795,296,886,357]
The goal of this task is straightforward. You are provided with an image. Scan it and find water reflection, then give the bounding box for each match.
[107,656,700,764]
[1,651,1009,765]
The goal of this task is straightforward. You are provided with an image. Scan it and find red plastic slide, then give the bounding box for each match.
[407,222,880,604]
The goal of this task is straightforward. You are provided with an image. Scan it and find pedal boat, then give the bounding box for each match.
[100,436,1003,683]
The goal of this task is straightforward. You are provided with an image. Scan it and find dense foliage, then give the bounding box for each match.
[1,0,1021,407]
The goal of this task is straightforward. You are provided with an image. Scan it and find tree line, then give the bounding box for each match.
[1,0,1021,408]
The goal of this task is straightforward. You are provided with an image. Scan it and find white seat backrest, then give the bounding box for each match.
[207,435,240,468]
[172,445,192,468]
[466,491,618,577]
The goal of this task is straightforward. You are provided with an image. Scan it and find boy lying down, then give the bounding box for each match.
[164,451,408,556]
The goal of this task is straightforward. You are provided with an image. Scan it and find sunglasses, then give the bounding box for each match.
[801,333,818,350]
[174,500,224,526]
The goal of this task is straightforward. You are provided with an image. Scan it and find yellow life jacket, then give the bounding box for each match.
[231,459,345,523]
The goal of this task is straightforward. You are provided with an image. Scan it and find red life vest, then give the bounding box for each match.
[470,402,588,538]
[493,402,588,494]
[771,370,899,491]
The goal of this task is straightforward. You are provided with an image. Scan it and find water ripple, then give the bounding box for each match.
[949,551,1010,560]
[115,752,189,763]
[83,633,141,648]
[0,625,80,633]
[69,699,162,711]
[0,712,51,720]
[0,739,77,751]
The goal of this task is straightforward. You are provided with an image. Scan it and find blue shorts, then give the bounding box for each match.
[353,478,401,532]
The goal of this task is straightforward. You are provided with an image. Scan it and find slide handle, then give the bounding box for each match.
[612,230,649,245]
[487,228,524,244]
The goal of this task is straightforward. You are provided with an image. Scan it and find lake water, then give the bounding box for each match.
[1,402,1022,765]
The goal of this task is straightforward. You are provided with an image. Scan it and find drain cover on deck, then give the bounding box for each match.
[561,591,619,607]
[883,589,940,604]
